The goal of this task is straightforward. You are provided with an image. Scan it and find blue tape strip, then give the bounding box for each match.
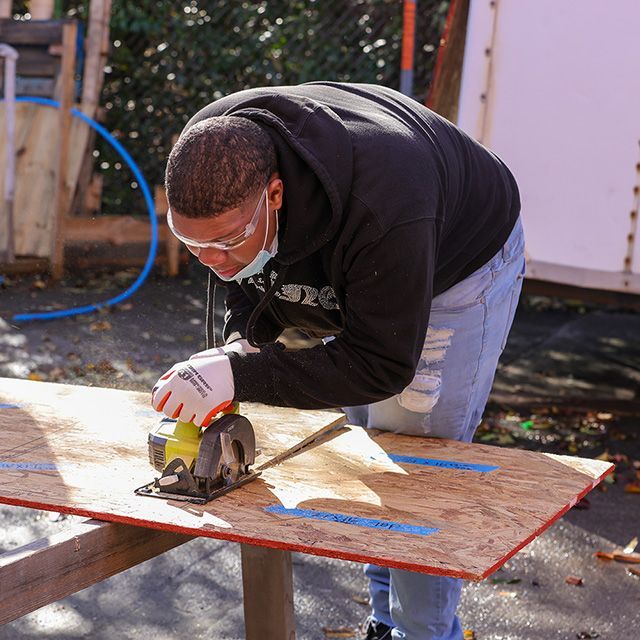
[385,454,498,473]
[265,505,438,536]
[0,404,21,409]
[0,461,58,471]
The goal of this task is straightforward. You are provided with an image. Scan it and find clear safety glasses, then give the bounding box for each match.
[167,185,267,251]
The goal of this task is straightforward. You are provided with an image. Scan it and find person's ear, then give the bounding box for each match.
[268,175,283,211]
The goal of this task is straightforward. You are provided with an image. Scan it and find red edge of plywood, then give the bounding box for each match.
[0,493,478,580]
[479,462,616,581]
[0,462,614,583]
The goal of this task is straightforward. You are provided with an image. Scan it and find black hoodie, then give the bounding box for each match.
[183,82,520,410]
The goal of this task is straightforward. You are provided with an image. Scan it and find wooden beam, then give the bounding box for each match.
[425,0,471,123]
[14,46,59,77]
[241,544,296,640]
[0,19,65,45]
[0,519,192,625]
[81,0,112,116]
[64,214,171,246]
[49,20,77,279]
[30,0,54,21]
[0,1,12,20]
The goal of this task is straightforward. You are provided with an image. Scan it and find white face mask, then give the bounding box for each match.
[213,188,279,282]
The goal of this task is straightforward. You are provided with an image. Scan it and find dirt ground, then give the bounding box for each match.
[1,265,639,639]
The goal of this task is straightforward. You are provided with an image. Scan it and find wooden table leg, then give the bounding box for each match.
[241,544,295,640]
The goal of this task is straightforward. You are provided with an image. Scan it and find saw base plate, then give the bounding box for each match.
[134,471,262,505]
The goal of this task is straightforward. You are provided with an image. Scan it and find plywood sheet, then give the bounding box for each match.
[0,378,613,580]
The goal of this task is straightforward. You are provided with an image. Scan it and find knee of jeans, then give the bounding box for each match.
[398,327,454,414]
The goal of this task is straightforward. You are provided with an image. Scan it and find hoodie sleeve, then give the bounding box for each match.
[227,218,438,408]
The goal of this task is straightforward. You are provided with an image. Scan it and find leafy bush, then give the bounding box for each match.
[17,1,450,212]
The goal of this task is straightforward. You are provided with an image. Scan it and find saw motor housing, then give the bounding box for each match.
[137,412,258,504]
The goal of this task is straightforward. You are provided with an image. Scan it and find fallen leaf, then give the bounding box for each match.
[322,627,357,638]
[627,567,640,577]
[612,551,640,564]
[27,372,43,381]
[624,481,640,494]
[576,632,600,639]
[351,595,369,606]
[623,537,638,554]
[89,320,113,332]
[463,631,476,640]
[573,497,591,510]
[565,575,584,586]
[498,590,517,598]
[491,578,521,585]
[49,367,66,381]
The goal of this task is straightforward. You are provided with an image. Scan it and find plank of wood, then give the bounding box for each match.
[241,545,295,640]
[0,518,192,625]
[50,20,77,278]
[0,92,88,261]
[15,76,56,97]
[81,0,111,116]
[14,46,59,77]
[64,214,172,246]
[29,0,55,21]
[425,0,470,123]
[0,103,59,257]
[0,378,613,580]
[0,19,65,46]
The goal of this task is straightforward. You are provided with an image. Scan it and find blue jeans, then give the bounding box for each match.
[345,218,525,640]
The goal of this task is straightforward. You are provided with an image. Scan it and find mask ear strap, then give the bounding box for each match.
[205,272,217,348]
[260,189,271,250]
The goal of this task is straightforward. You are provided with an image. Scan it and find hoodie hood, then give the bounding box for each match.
[184,88,354,264]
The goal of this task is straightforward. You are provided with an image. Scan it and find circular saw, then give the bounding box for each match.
[135,406,260,505]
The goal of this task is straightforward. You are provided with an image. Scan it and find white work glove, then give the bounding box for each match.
[189,338,260,361]
[151,354,235,427]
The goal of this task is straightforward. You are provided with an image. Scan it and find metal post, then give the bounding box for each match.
[0,43,18,264]
[400,0,417,97]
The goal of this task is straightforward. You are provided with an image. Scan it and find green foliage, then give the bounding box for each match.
[16,1,450,212]
[97,0,449,212]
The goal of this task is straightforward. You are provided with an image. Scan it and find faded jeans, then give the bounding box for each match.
[345,218,525,640]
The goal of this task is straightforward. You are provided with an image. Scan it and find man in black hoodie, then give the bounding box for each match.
[152,82,524,640]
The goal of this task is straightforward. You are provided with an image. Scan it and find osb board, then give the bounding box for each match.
[0,103,89,258]
[0,378,613,580]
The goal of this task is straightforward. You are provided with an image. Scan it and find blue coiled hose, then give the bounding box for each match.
[7,96,158,322]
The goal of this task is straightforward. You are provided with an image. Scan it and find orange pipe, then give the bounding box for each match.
[401,0,417,71]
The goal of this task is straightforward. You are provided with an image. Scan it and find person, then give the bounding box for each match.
[152,82,525,640]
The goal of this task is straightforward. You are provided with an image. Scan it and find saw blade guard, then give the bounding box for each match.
[195,413,256,483]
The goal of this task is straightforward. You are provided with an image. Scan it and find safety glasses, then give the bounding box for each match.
[167,185,267,251]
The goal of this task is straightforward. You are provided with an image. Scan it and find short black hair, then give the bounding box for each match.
[165,115,276,217]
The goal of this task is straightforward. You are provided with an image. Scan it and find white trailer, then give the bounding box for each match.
[456,0,640,294]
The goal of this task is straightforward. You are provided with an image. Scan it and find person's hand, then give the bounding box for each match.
[151,355,234,427]
[189,339,260,360]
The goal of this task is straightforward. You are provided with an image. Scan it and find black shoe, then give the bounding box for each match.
[360,616,393,640]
